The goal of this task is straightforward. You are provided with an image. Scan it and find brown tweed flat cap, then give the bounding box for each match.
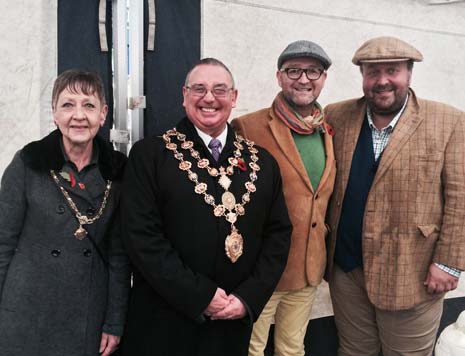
[352,36,423,65]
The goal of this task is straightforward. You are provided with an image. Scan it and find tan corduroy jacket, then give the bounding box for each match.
[324,89,465,310]
[232,108,335,290]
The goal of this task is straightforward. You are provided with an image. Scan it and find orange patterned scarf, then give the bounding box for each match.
[272,92,325,135]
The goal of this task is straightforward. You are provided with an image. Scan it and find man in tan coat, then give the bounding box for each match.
[325,36,465,355]
[232,40,336,356]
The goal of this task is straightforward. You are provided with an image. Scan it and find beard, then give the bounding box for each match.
[366,84,409,117]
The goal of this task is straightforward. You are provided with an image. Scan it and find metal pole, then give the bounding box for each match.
[111,0,129,154]
[128,0,144,147]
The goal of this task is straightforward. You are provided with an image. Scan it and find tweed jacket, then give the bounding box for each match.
[120,118,291,356]
[232,107,336,290]
[324,89,465,310]
[0,130,130,356]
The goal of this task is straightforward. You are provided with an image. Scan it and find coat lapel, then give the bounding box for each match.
[218,124,236,164]
[268,111,313,192]
[372,91,423,187]
[314,128,335,193]
[74,171,107,202]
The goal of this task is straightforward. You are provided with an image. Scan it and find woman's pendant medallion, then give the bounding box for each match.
[74,225,88,240]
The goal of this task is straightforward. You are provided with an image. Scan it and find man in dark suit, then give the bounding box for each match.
[325,36,465,355]
[120,58,292,356]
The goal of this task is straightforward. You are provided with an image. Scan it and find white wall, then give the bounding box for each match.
[0,0,57,176]
[202,0,465,117]
[202,0,465,318]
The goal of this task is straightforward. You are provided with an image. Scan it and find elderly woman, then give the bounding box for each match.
[0,70,129,356]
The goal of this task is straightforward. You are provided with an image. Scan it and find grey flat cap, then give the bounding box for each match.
[277,40,332,69]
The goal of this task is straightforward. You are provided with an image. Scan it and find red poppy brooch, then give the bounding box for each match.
[236,158,247,171]
[325,123,335,136]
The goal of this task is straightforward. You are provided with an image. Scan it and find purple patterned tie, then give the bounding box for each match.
[208,138,222,162]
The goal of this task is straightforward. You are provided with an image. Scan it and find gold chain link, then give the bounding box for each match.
[50,170,112,226]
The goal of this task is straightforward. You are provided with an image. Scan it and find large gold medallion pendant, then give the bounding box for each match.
[225,229,243,263]
[74,225,88,240]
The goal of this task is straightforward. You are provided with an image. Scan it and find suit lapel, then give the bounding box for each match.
[268,112,313,192]
[372,92,423,187]
[315,129,335,192]
[218,124,236,164]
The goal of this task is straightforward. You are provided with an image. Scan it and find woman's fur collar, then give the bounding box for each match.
[20,129,126,181]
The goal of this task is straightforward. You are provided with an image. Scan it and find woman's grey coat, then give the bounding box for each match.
[0,130,130,356]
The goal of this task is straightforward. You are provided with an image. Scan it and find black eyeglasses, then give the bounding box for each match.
[185,85,234,98]
[280,67,325,81]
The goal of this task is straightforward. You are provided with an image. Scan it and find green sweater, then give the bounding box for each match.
[292,131,325,190]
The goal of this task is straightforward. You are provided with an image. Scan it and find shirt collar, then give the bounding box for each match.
[195,125,228,153]
[367,93,409,131]
[60,139,99,166]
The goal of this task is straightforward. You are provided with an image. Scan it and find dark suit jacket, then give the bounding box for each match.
[325,89,465,310]
[120,118,291,355]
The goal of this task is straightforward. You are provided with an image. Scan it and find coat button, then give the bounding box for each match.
[315,194,319,200]
[51,249,61,257]
[56,205,66,214]
[311,222,317,228]
[86,207,96,217]
[83,248,92,257]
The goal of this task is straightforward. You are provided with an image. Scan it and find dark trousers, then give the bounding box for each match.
[119,300,252,356]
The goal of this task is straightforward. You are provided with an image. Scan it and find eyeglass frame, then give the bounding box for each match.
[184,84,235,98]
[279,67,325,81]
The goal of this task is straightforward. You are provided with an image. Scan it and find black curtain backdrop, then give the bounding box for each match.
[57,0,113,141]
[143,0,201,137]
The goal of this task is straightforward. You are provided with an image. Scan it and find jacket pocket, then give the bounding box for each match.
[417,153,443,184]
[417,224,440,239]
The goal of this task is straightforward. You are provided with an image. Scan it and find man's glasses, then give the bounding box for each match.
[185,85,234,98]
[280,67,324,81]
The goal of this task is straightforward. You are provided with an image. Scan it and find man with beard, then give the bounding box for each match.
[324,36,465,355]
[232,40,335,356]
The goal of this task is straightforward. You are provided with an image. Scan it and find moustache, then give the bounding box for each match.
[373,85,395,93]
